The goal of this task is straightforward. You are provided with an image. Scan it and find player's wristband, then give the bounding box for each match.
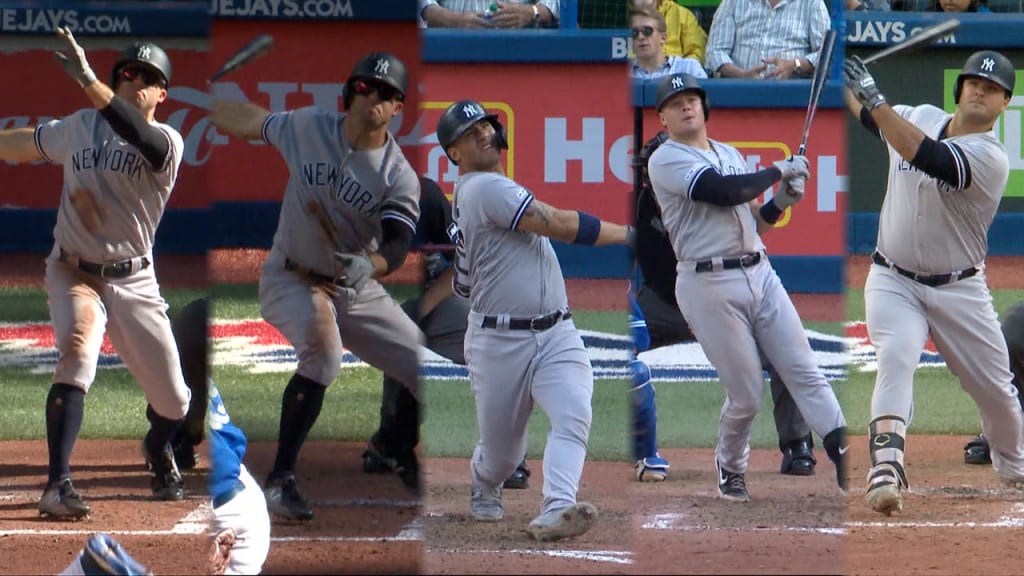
[574,211,601,245]
[759,199,784,224]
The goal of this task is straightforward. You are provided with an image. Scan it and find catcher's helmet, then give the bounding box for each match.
[343,51,408,110]
[635,131,669,187]
[111,41,171,88]
[436,100,508,164]
[655,73,709,120]
[954,50,1015,103]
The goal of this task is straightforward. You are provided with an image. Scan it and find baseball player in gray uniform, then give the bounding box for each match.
[0,29,190,519]
[646,74,849,503]
[210,51,423,521]
[435,100,633,542]
[844,51,1024,515]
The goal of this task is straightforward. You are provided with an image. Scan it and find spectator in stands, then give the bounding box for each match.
[419,0,559,28]
[632,0,707,64]
[630,6,707,79]
[933,0,991,11]
[705,0,829,79]
[847,0,892,10]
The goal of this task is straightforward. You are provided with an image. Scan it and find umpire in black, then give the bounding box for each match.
[362,176,530,491]
[633,132,818,475]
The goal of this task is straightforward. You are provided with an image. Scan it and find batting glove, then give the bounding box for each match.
[773,155,810,182]
[334,252,375,290]
[54,26,97,87]
[773,176,805,210]
[844,56,886,111]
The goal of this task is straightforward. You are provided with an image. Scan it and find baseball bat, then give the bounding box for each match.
[860,19,960,66]
[207,34,274,84]
[796,29,838,156]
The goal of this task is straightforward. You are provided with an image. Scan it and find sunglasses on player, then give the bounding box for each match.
[119,66,164,87]
[631,25,656,38]
[350,79,403,102]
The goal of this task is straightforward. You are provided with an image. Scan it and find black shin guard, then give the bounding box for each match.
[271,373,327,477]
[45,383,86,484]
[144,405,184,459]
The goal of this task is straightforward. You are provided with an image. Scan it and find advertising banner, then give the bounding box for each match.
[638,109,847,256]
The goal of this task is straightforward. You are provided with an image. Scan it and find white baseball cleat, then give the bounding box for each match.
[634,457,670,482]
[525,502,599,542]
[470,480,503,522]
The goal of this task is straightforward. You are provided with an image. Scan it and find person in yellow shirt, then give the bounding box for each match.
[633,0,708,65]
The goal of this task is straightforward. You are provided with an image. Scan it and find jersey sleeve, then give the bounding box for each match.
[33,114,77,165]
[155,125,185,186]
[261,106,323,151]
[961,138,1010,200]
[479,178,534,231]
[647,146,707,201]
[381,161,421,234]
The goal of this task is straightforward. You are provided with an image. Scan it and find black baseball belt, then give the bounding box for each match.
[285,258,346,287]
[212,478,245,509]
[481,310,572,332]
[871,250,979,287]
[59,247,150,279]
[694,252,762,273]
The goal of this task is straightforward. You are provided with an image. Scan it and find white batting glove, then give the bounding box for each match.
[53,26,97,87]
[773,155,810,182]
[773,176,806,210]
[334,252,375,290]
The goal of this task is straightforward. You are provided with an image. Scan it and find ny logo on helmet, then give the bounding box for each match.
[462,103,481,117]
[137,45,151,60]
[374,58,389,75]
[982,58,995,72]
[671,76,685,89]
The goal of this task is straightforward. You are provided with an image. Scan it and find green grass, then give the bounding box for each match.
[0,284,629,461]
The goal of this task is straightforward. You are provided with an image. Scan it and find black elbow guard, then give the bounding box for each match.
[379,219,415,274]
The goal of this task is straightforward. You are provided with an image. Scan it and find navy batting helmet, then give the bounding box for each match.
[655,74,709,120]
[954,50,1015,103]
[436,100,508,164]
[111,41,171,88]
[343,51,408,110]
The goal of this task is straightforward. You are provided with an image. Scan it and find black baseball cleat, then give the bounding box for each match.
[172,440,201,472]
[362,437,400,474]
[780,439,817,476]
[503,459,531,490]
[141,442,185,501]
[716,461,750,503]
[264,474,314,521]
[964,433,991,465]
[38,477,91,520]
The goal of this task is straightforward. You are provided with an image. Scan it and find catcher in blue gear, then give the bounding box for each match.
[629,131,820,481]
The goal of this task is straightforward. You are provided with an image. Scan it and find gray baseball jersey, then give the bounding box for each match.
[647,138,765,263]
[258,106,423,394]
[451,171,568,316]
[261,106,420,276]
[877,104,1008,274]
[35,107,189,421]
[35,108,184,262]
[452,170,594,516]
[647,136,846,478]
[865,103,1024,490]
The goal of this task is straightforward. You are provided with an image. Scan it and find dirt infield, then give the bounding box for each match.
[846,434,1023,576]
[421,457,632,575]
[0,440,420,575]
[632,446,845,575]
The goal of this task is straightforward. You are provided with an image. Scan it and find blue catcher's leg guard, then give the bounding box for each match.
[630,359,670,482]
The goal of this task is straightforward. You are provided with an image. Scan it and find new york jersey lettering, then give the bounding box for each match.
[70,145,145,180]
[301,162,380,215]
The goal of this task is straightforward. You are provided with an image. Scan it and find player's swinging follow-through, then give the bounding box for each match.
[646,74,849,502]
[437,100,634,541]
[844,49,1024,515]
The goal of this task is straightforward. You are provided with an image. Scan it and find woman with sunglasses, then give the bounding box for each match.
[210,51,425,522]
[629,5,707,80]
[0,28,190,519]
